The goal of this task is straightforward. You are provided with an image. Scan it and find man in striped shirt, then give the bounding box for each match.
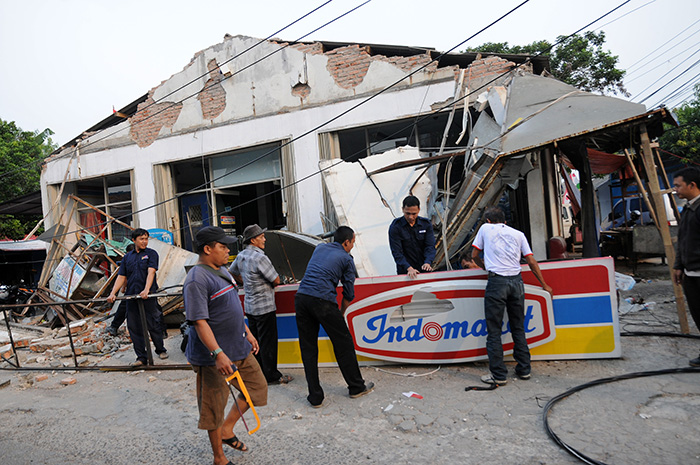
[230,224,292,385]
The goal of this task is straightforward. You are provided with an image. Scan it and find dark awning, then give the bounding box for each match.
[0,191,43,216]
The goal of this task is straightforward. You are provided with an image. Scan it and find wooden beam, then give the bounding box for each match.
[622,149,659,226]
[638,124,689,333]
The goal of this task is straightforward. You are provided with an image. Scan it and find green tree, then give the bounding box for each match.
[659,84,700,165]
[468,31,627,96]
[0,119,55,239]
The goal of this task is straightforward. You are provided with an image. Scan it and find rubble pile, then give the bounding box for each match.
[1,316,135,369]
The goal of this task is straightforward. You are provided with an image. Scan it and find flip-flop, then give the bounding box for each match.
[269,374,294,385]
[222,435,248,452]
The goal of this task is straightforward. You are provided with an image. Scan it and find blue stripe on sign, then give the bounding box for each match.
[552,295,614,326]
[247,314,328,340]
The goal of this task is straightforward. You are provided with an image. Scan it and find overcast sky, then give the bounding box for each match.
[1,0,698,147]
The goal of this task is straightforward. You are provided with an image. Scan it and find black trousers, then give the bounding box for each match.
[126,298,166,363]
[683,275,700,335]
[111,301,165,333]
[295,293,366,405]
[247,311,283,382]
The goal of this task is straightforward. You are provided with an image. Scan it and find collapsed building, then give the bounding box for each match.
[3,35,686,370]
[34,34,678,311]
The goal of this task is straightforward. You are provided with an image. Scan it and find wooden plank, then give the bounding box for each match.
[639,125,689,333]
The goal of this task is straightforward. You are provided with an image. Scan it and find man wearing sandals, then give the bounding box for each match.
[229,224,293,385]
[184,226,268,465]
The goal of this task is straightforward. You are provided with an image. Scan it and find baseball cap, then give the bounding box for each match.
[195,226,237,247]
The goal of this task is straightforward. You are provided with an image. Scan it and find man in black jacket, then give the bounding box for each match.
[672,166,700,366]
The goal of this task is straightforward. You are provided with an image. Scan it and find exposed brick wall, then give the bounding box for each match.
[290,42,324,55]
[326,45,372,89]
[376,54,434,72]
[326,45,436,90]
[129,92,183,148]
[465,56,516,81]
[292,82,311,99]
[198,59,227,121]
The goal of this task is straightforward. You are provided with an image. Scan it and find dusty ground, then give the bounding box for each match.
[1,259,699,465]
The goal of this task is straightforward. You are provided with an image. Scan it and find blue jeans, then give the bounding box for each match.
[484,273,530,380]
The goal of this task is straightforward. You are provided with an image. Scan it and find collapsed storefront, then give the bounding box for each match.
[3,35,686,370]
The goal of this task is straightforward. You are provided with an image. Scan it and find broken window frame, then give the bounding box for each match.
[164,140,297,250]
[69,171,134,242]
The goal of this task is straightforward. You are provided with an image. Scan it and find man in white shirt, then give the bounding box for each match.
[471,207,553,385]
[672,167,700,367]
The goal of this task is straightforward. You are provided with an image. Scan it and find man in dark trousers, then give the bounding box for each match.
[107,228,167,366]
[672,166,700,367]
[184,226,267,465]
[230,224,293,385]
[388,195,436,278]
[471,207,553,385]
[295,226,374,407]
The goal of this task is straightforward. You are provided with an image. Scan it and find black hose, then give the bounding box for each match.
[543,366,700,464]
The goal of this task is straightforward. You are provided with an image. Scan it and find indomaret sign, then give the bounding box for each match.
[345,280,555,363]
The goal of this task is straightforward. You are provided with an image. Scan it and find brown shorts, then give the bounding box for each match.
[193,353,268,431]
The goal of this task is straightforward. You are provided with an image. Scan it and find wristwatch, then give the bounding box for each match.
[210,348,223,359]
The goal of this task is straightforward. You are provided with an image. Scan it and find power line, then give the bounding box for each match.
[652,76,700,108]
[625,40,700,83]
[127,0,636,241]
[32,0,635,247]
[43,0,372,167]
[37,0,534,244]
[637,57,700,103]
[0,0,338,183]
[626,17,700,73]
[593,0,655,31]
[631,49,700,100]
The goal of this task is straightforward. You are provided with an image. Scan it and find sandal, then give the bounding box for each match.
[222,435,248,452]
[269,374,294,385]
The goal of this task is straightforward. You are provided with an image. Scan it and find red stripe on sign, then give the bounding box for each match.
[522,264,610,294]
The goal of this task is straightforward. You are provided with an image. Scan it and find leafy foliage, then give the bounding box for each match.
[0,119,55,239]
[659,84,700,165]
[468,31,627,96]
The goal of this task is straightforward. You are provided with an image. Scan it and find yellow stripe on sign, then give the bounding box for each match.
[530,326,617,356]
[278,340,375,366]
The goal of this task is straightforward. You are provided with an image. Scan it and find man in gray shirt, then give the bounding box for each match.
[230,224,293,385]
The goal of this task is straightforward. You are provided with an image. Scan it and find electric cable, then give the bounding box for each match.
[543,366,700,465]
[625,18,700,73]
[26,0,634,249]
[625,39,700,82]
[647,69,700,108]
[651,74,700,108]
[592,0,655,32]
[661,86,698,108]
[0,0,346,182]
[636,56,700,103]
[32,0,534,245]
[631,48,700,100]
[43,0,372,167]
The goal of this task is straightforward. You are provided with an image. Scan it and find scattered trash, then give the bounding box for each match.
[384,403,394,412]
[402,391,423,399]
[615,272,636,291]
[619,299,656,314]
[292,412,303,420]
[60,377,77,385]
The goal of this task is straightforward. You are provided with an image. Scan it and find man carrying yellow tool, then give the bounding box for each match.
[183,226,267,465]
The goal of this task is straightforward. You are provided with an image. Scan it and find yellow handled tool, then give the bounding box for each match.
[225,370,261,435]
